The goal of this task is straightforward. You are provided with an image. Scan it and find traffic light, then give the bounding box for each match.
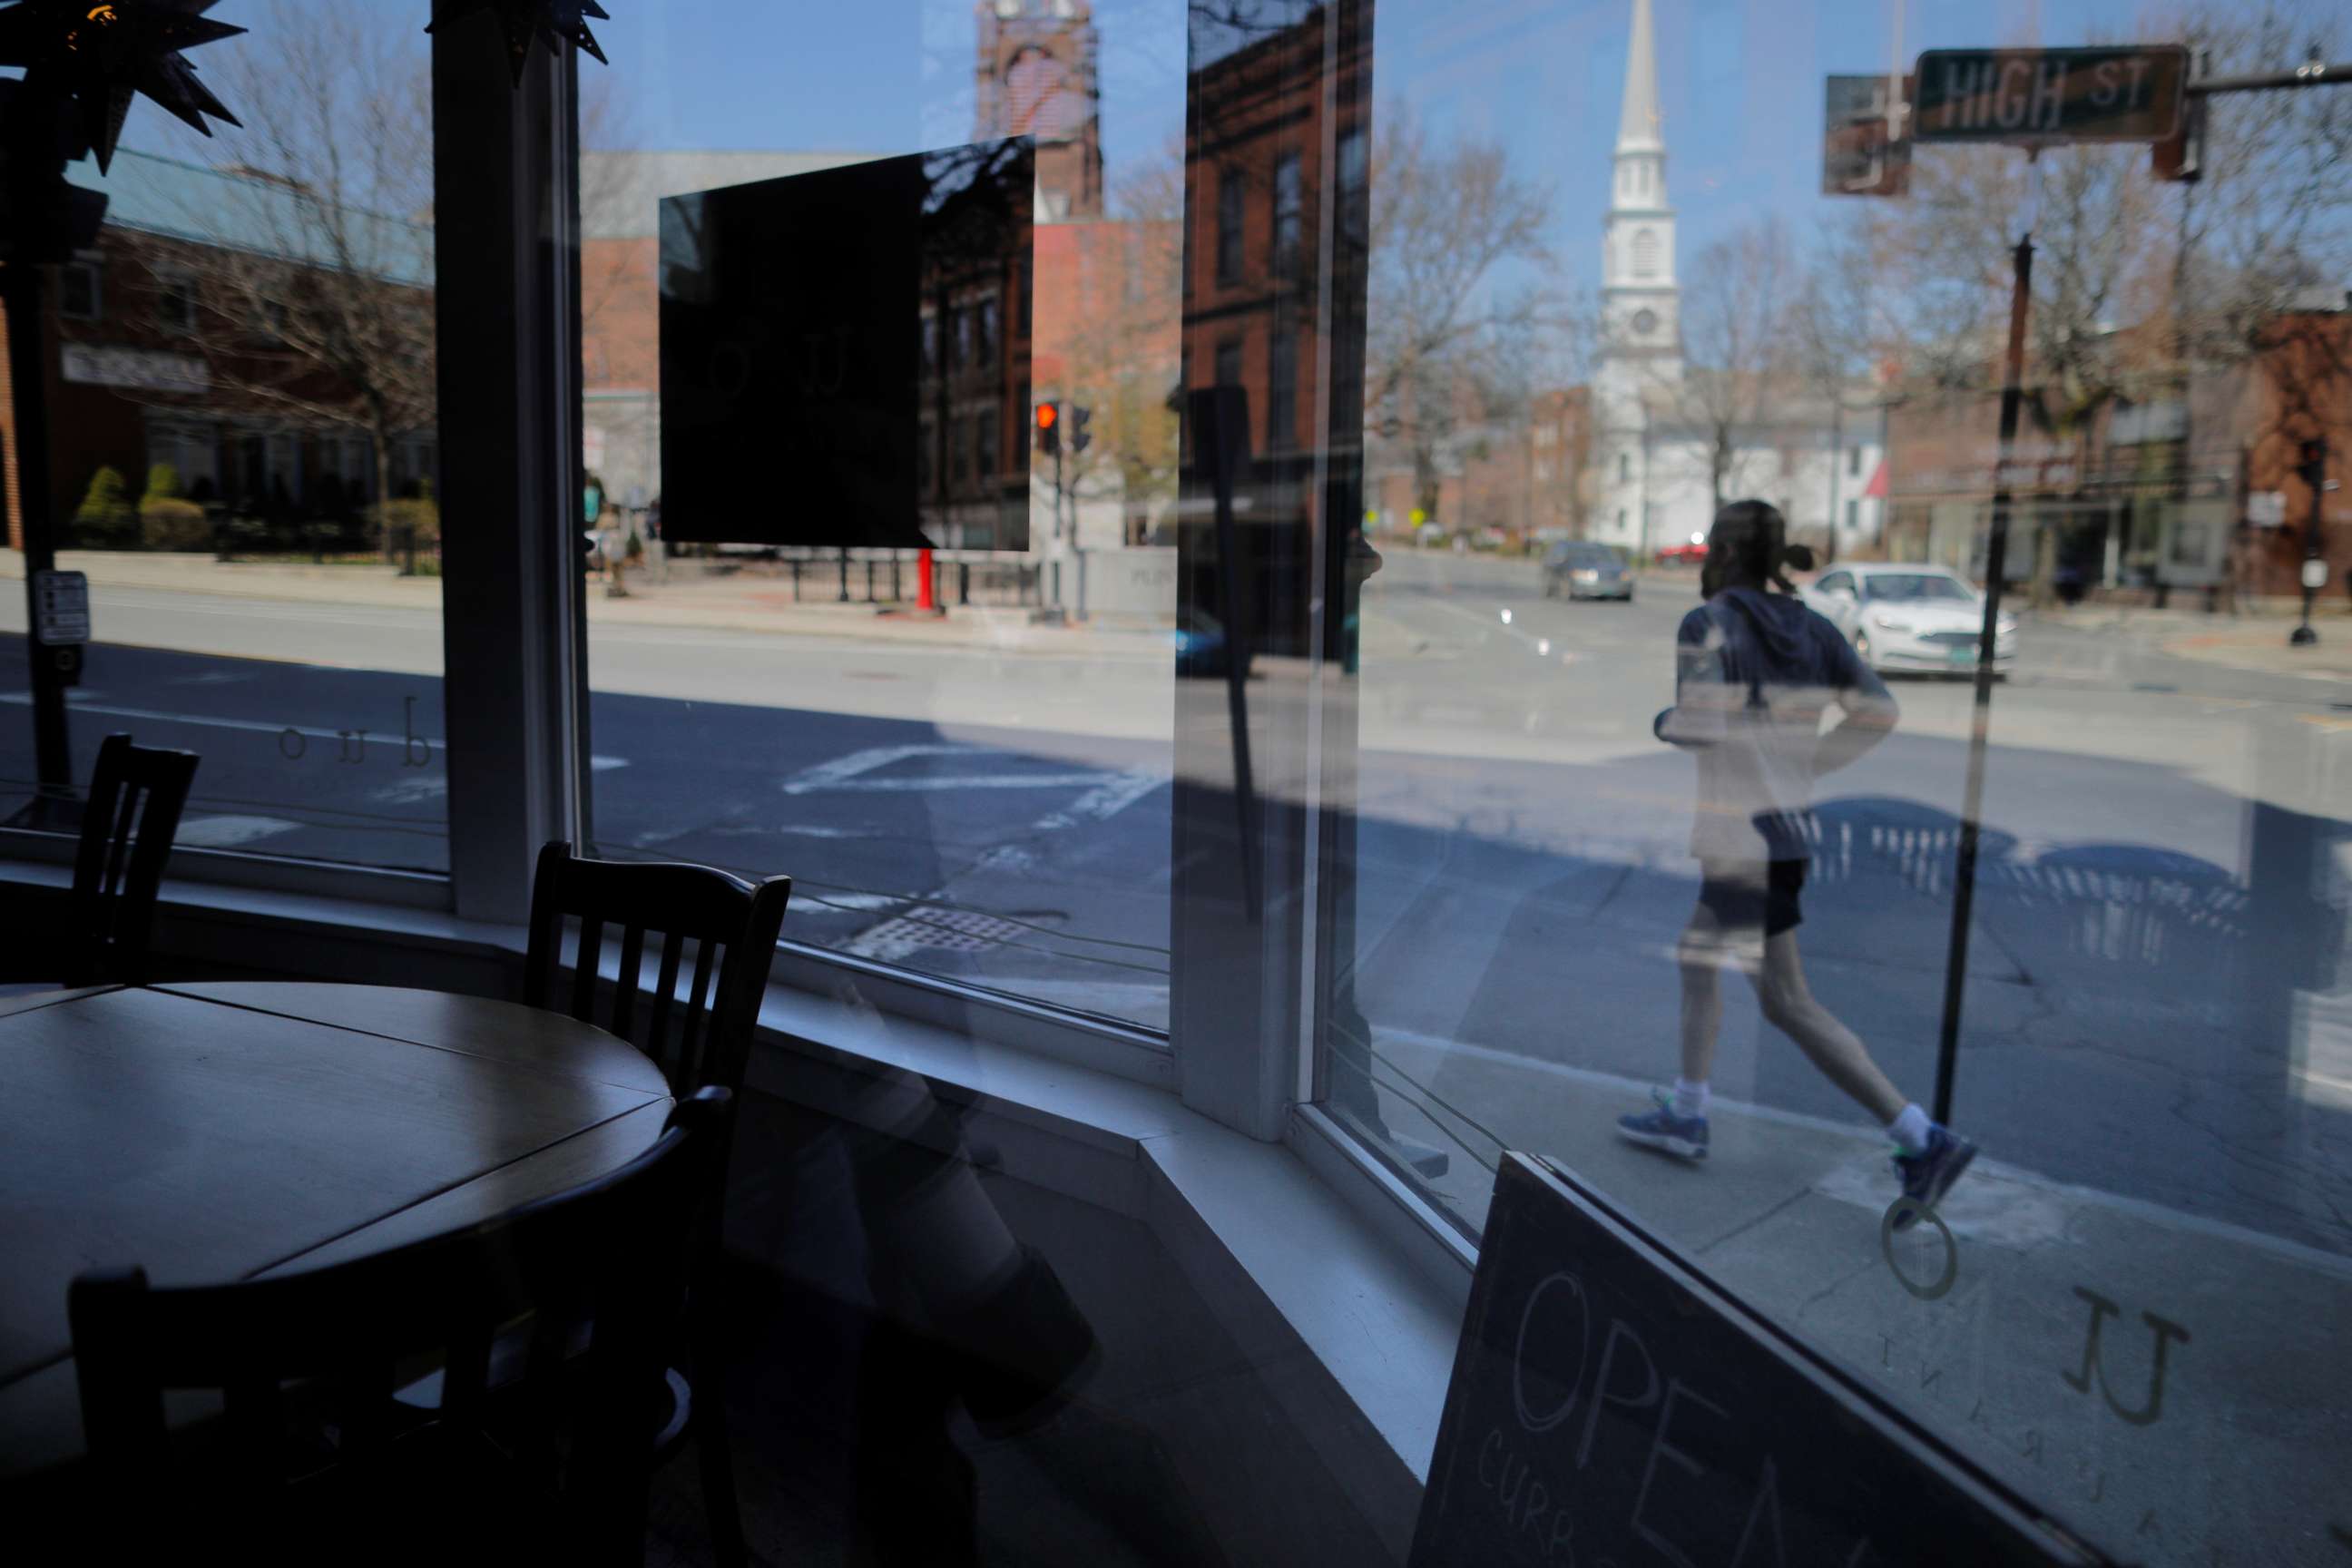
[1069,404,1093,455]
[0,80,108,267]
[1034,400,1060,456]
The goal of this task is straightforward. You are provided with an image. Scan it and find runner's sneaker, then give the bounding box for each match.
[1891,1125,1976,1229]
[1616,1090,1709,1161]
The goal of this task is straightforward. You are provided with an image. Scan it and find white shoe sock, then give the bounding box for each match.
[1673,1077,1710,1120]
[1889,1102,1933,1154]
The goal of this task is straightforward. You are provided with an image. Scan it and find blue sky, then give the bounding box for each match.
[107,0,2257,291]
[583,0,2185,287]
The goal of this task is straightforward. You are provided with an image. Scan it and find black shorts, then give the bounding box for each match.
[1697,858,1808,937]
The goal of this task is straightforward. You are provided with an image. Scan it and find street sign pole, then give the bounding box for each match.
[1932,209,2035,1128]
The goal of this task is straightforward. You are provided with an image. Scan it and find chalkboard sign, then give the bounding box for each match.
[1410,1154,2111,1568]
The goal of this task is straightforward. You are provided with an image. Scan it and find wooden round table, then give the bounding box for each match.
[0,981,671,1480]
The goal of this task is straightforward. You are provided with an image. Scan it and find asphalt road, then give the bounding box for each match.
[3,553,2347,1251]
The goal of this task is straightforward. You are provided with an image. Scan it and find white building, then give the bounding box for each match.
[1590,0,1885,560]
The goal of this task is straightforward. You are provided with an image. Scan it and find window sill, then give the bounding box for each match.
[0,862,1464,1556]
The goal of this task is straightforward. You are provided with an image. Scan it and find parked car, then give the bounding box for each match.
[1543,541,1634,602]
[1655,535,1709,567]
[1802,564,2017,676]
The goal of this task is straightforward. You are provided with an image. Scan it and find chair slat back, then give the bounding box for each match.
[67,1089,731,1561]
[524,842,791,1099]
[66,733,200,985]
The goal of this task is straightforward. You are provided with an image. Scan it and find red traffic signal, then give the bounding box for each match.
[1035,400,1061,456]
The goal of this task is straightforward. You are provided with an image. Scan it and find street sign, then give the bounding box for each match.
[1823,74,1912,196]
[32,569,89,644]
[1913,46,2189,144]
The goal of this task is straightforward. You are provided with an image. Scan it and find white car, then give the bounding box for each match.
[1803,564,2017,676]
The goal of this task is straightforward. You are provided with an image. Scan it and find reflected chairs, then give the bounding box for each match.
[68,1087,732,1566]
[524,839,792,1568]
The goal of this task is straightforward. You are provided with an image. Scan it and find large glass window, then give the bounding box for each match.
[3,0,448,872]
[580,0,1183,1030]
[1300,0,2352,1561]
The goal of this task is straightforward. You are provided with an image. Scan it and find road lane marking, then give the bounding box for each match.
[173,815,302,848]
[0,693,445,746]
[1033,770,1164,831]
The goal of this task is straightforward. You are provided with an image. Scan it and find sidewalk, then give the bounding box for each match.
[0,550,1170,658]
[1369,1026,2351,1566]
[2022,597,2352,681]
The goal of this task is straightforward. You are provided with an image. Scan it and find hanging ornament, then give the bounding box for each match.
[427,0,608,85]
[0,0,244,175]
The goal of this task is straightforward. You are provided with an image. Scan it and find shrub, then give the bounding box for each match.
[142,462,181,504]
[74,466,138,548]
[139,495,212,552]
[383,496,440,549]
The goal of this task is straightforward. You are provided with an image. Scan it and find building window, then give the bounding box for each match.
[1845,497,1859,533]
[1214,338,1243,390]
[1216,168,1244,284]
[949,416,969,482]
[977,295,1000,364]
[59,260,101,321]
[922,312,939,374]
[1268,331,1298,451]
[954,307,975,371]
[155,270,198,335]
[976,407,997,480]
[1616,506,1626,531]
[1632,227,1660,278]
[1271,152,1302,274]
[1337,126,1368,244]
[1848,444,1862,476]
[1618,452,1630,483]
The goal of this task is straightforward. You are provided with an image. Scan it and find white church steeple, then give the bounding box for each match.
[1602,0,1678,359]
[1593,0,1681,553]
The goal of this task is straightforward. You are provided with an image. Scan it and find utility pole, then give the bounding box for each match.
[2291,436,2328,647]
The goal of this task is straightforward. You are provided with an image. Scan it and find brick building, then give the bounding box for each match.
[1177,1,1373,655]
[1882,300,2352,601]
[2,150,436,553]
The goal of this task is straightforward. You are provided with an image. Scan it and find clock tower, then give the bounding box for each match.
[1594,0,1680,549]
[975,0,1104,220]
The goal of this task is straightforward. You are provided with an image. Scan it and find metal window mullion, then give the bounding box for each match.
[430,9,584,925]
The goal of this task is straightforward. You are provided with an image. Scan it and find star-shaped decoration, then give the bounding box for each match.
[0,0,244,174]
[428,0,608,85]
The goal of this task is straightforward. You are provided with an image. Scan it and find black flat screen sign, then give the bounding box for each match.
[1409,1154,2110,1568]
[658,138,1032,548]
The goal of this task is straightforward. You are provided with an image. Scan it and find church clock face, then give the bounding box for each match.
[1632,307,1659,337]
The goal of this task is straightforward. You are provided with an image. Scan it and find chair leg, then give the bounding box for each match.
[691,1326,749,1568]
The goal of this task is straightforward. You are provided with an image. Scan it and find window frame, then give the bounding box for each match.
[153,267,199,336]
[1216,166,1245,285]
[58,257,102,321]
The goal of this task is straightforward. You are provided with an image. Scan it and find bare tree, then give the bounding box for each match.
[1654,215,1801,508]
[1361,104,1557,527]
[135,0,436,554]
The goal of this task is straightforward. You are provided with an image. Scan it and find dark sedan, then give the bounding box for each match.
[1543,542,1634,602]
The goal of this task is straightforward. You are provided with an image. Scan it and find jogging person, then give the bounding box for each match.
[1616,499,1975,1223]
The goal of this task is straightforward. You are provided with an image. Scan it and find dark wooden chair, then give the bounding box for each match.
[48,733,200,986]
[524,840,791,1568]
[67,1087,732,1566]
[525,839,792,1102]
